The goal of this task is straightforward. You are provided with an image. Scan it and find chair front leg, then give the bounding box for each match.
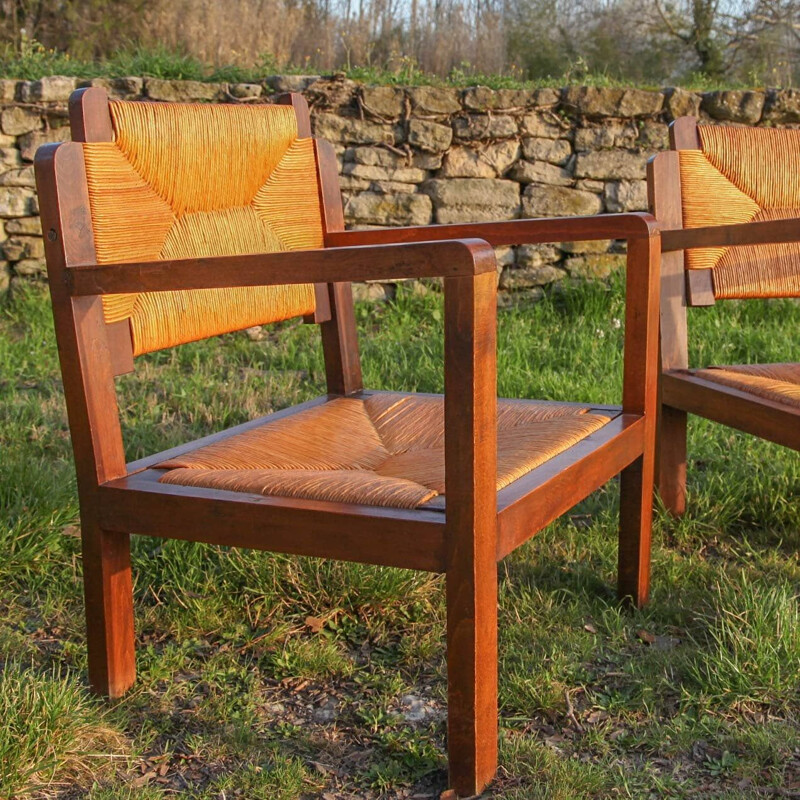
[82,521,136,698]
[618,233,660,609]
[657,404,688,516]
[618,451,655,607]
[446,540,498,796]
[444,269,499,796]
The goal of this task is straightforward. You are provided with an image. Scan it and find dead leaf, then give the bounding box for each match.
[636,628,655,644]
[305,615,325,633]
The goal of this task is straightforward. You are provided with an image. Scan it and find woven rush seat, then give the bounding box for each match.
[694,363,800,410]
[157,392,611,509]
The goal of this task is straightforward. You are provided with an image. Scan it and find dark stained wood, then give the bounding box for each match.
[621,235,660,417]
[669,116,701,150]
[662,216,800,252]
[99,472,447,572]
[277,92,332,324]
[657,404,687,515]
[106,320,134,376]
[618,234,659,607]
[327,211,658,249]
[80,523,136,698]
[444,270,498,797]
[663,371,800,451]
[648,150,689,516]
[654,118,800,520]
[316,137,363,395]
[686,268,716,306]
[648,152,688,372]
[69,86,139,376]
[618,453,653,607]
[69,87,114,143]
[34,140,135,697]
[66,237,498,296]
[496,415,644,558]
[277,91,312,138]
[38,91,662,792]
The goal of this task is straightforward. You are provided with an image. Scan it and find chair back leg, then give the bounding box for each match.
[657,405,688,516]
[82,523,136,698]
[618,451,655,607]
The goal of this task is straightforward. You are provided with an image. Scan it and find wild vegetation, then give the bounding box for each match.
[1,277,799,798]
[1,1,800,86]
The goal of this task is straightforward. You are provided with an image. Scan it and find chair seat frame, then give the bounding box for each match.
[35,87,661,797]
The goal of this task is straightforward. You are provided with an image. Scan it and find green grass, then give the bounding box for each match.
[0,276,798,798]
[0,39,761,91]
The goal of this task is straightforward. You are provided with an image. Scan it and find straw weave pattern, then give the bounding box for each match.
[158,393,611,509]
[82,100,324,355]
[696,363,800,409]
[678,126,800,299]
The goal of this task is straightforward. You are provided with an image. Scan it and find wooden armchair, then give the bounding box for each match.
[35,87,660,797]
[649,117,800,516]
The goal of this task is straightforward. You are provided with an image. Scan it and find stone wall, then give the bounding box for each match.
[0,74,794,302]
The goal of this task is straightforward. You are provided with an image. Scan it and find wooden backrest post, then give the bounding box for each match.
[315,137,363,395]
[277,92,333,325]
[622,231,661,419]
[649,148,688,373]
[69,87,135,376]
[34,142,127,494]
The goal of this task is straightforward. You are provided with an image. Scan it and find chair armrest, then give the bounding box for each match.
[325,212,658,248]
[622,235,661,419]
[64,239,497,296]
[661,217,800,252]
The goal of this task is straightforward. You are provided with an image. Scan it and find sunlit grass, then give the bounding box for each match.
[0,278,798,798]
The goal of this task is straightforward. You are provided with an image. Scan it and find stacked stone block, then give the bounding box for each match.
[0,74,791,302]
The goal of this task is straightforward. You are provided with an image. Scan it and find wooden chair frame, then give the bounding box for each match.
[35,88,661,797]
[650,117,800,516]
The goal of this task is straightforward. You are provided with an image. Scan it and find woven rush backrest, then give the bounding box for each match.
[81,99,324,355]
[678,125,800,299]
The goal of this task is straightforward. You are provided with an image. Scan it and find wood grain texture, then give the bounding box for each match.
[69,87,114,143]
[669,116,701,150]
[106,320,134,375]
[686,269,716,306]
[99,472,447,571]
[277,93,332,324]
[663,371,800,451]
[327,212,658,248]
[80,523,136,698]
[617,234,659,606]
[621,235,661,417]
[496,415,644,559]
[277,91,312,138]
[648,150,689,516]
[66,238,498,296]
[618,453,654,607]
[34,140,135,697]
[662,217,800,252]
[444,270,498,797]
[68,87,136,377]
[316,138,363,395]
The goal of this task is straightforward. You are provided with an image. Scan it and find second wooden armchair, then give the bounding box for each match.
[36,87,660,797]
[650,117,800,516]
